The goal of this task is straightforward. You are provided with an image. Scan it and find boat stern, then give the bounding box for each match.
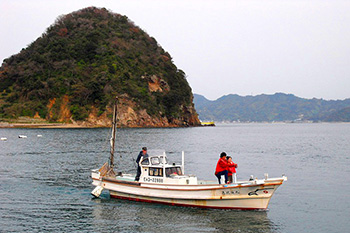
[91,169,101,184]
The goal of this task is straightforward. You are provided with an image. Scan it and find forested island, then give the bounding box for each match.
[0,7,200,128]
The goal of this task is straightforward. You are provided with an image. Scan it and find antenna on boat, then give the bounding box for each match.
[110,97,118,169]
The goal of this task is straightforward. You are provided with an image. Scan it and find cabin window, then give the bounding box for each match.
[151,157,160,165]
[165,167,183,177]
[149,167,163,177]
[141,158,149,165]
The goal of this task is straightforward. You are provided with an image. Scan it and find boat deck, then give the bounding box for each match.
[112,174,257,185]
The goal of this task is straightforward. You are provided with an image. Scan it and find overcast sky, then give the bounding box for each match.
[1,0,349,100]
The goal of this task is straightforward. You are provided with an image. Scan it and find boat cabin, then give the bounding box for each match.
[138,151,198,185]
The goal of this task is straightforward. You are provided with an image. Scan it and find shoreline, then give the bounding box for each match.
[0,121,194,129]
[0,122,102,129]
[1,121,349,129]
[0,116,199,129]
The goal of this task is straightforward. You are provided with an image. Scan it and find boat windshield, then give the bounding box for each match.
[150,156,168,165]
[147,149,168,165]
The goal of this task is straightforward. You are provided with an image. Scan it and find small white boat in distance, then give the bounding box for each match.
[1,137,7,141]
[91,97,287,210]
[18,135,27,138]
[37,135,43,137]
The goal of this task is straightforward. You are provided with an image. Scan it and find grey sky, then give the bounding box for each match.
[1,0,349,100]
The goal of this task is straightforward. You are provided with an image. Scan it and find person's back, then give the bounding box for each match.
[135,147,148,181]
[136,151,144,164]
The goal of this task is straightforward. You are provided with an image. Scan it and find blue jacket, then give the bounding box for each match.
[136,151,149,164]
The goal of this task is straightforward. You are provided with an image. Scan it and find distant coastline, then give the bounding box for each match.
[194,93,350,123]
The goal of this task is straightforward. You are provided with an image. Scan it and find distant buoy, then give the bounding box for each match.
[18,135,27,138]
[1,137,7,141]
[37,135,42,137]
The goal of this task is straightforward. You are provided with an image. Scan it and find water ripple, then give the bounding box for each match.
[1,124,349,232]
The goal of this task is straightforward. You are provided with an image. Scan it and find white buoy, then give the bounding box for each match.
[91,186,104,198]
[1,137,7,141]
[18,135,27,138]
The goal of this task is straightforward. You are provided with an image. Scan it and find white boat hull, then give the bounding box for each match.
[109,191,272,210]
[92,173,286,210]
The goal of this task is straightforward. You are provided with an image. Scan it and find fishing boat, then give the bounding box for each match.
[91,98,287,210]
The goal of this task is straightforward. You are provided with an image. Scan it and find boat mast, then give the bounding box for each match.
[110,97,118,169]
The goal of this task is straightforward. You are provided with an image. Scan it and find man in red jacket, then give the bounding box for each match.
[215,152,229,184]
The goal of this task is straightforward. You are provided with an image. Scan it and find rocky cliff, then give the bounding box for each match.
[0,7,200,127]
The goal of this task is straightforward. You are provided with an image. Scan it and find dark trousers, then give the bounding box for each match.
[135,166,141,181]
[215,170,228,184]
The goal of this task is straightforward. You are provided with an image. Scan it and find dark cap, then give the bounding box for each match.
[220,152,227,158]
[142,147,147,151]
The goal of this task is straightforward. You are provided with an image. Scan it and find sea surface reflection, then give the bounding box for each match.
[91,195,276,232]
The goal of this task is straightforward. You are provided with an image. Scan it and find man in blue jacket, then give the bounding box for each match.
[135,147,149,181]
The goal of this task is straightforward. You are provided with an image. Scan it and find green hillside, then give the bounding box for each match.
[0,7,199,126]
[194,93,350,122]
[324,107,350,122]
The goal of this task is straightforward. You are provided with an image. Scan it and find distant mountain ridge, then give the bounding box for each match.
[193,93,350,122]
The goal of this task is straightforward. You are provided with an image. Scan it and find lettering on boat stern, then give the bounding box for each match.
[222,189,240,196]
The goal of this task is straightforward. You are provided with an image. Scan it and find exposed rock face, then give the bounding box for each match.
[116,94,171,127]
[42,94,199,127]
[58,95,71,122]
[46,95,72,123]
[85,106,111,126]
[142,75,170,93]
[116,94,200,127]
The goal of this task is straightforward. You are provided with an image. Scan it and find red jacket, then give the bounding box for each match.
[215,158,228,174]
[227,161,237,175]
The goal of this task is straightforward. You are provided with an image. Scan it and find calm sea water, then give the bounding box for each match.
[0,123,349,232]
